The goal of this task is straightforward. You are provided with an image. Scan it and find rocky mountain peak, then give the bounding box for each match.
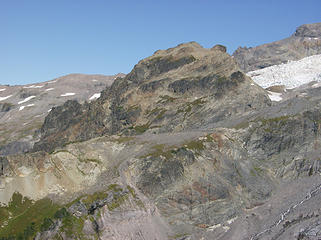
[294,22,321,38]
[33,42,269,153]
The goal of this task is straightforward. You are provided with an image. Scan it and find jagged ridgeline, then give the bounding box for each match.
[0,31,321,240]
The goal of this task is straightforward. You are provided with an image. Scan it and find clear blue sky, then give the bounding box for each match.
[1,0,320,85]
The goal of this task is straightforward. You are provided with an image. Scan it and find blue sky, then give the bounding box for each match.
[1,0,320,85]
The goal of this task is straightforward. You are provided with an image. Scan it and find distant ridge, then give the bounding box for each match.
[233,22,321,72]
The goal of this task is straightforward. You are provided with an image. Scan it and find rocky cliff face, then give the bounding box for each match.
[1,33,321,240]
[233,22,321,72]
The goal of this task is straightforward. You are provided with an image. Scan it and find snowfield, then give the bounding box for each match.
[247,54,321,89]
[267,91,282,102]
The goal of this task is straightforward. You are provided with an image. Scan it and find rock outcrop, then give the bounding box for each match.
[233,22,321,72]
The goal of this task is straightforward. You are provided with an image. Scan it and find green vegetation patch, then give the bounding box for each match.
[0,184,132,239]
[233,121,250,130]
[183,135,214,154]
[184,140,205,152]
[133,123,151,134]
[113,136,134,144]
[260,115,290,126]
[60,215,85,238]
[141,144,176,160]
[176,98,207,118]
[157,95,178,104]
[146,107,167,121]
[250,165,264,177]
[81,192,108,207]
[0,193,60,239]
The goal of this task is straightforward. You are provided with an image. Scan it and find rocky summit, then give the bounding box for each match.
[33,42,270,153]
[233,22,321,72]
[0,23,321,240]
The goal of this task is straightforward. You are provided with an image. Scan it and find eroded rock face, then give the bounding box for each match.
[33,42,270,153]
[233,22,321,72]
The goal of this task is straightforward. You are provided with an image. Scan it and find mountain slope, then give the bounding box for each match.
[0,73,123,156]
[233,22,321,72]
[0,32,320,239]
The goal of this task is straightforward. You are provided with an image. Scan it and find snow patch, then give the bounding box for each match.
[18,96,35,104]
[23,85,43,89]
[19,104,35,111]
[61,93,75,97]
[45,88,54,91]
[0,95,12,101]
[89,93,101,100]
[207,224,221,232]
[267,91,282,102]
[312,82,321,88]
[47,80,57,84]
[48,109,52,112]
[248,54,321,89]
[0,88,5,92]
[92,79,98,82]
[226,217,238,225]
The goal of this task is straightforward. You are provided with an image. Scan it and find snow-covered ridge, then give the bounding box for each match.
[248,54,321,89]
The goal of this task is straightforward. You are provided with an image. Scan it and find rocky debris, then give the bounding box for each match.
[233,22,321,72]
